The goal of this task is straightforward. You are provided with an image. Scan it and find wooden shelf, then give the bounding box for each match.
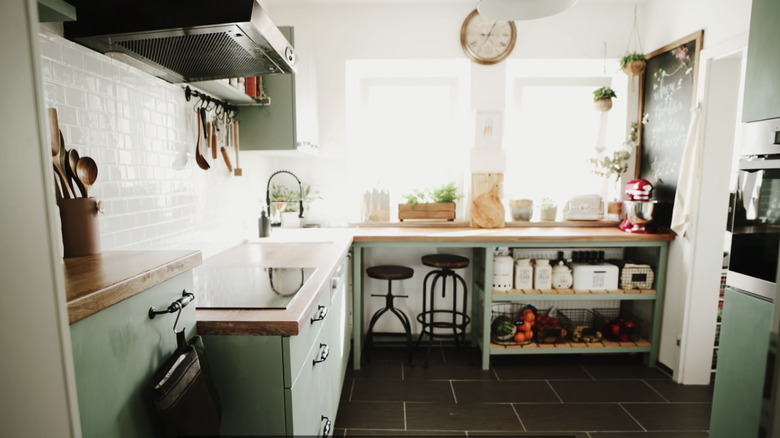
[490,337,652,352]
[492,289,656,301]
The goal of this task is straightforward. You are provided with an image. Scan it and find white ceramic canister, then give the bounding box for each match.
[492,252,514,291]
[533,259,552,290]
[551,260,573,289]
[514,258,533,290]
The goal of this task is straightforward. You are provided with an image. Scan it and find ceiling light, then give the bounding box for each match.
[477,0,579,21]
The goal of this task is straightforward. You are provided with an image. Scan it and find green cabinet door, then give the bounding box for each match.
[710,287,773,437]
[238,26,298,151]
[69,272,197,438]
[743,0,780,122]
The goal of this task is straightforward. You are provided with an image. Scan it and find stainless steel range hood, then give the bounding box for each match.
[63,0,296,83]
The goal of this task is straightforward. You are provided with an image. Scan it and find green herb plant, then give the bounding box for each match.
[271,183,320,212]
[402,181,462,209]
[592,86,617,102]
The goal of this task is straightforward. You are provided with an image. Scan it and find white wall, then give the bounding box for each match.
[643,0,753,383]
[38,32,275,257]
[264,0,640,224]
[0,0,79,435]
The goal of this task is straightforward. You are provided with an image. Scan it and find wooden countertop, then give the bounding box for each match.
[195,233,354,337]
[64,250,202,324]
[352,226,674,243]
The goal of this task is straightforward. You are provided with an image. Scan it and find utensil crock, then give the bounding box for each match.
[58,197,101,257]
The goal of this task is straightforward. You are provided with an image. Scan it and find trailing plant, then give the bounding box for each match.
[588,122,638,181]
[592,86,617,102]
[620,51,647,68]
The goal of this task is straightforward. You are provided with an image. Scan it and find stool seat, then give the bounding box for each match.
[367,265,414,280]
[422,254,469,269]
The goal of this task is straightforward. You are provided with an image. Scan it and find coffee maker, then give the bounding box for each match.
[618,179,657,233]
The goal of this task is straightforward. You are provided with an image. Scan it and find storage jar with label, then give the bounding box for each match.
[514,258,533,290]
[534,259,552,290]
[551,260,573,289]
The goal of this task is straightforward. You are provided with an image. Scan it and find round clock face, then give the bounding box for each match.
[460,10,517,65]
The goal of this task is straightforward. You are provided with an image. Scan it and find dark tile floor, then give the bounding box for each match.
[334,344,713,437]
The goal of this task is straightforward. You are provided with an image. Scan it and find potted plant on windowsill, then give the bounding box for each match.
[539,197,558,222]
[399,181,461,221]
[271,183,320,227]
[588,122,637,219]
[593,86,617,112]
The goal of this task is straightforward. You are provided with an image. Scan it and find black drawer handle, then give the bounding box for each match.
[321,415,331,437]
[310,305,328,324]
[313,343,329,365]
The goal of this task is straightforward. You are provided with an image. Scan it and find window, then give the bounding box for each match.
[346,60,471,221]
[503,59,628,206]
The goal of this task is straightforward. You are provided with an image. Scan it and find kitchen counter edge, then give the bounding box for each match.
[65,250,203,324]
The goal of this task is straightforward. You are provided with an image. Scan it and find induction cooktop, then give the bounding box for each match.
[195,266,317,309]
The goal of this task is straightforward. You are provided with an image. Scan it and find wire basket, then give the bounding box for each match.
[592,308,642,341]
[491,303,536,345]
[557,308,601,343]
[534,308,565,344]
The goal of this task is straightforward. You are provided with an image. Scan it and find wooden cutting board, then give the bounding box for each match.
[470,173,505,228]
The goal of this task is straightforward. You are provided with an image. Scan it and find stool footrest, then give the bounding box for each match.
[370,293,408,298]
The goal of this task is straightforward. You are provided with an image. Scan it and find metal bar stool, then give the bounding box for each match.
[415,254,471,368]
[364,265,414,364]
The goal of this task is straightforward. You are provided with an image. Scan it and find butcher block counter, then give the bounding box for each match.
[352,226,674,243]
[64,250,202,324]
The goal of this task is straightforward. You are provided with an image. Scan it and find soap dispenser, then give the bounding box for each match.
[258,207,271,237]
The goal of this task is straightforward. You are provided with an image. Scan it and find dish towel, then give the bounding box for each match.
[670,104,702,238]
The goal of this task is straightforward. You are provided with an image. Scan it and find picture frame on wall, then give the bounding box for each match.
[637,30,704,226]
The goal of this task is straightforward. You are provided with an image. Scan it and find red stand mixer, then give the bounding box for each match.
[618,179,657,233]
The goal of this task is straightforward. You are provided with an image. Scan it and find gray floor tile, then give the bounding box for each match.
[341,429,467,436]
[579,355,670,380]
[590,433,709,438]
[334,401,405,429]
[644,379,715,402]
[347,358,404,380]
[621,402,712,431]
[351,378,455,402]
[517,403,643,431]
[406,402,524,431]
[492,355,593,380]
[453,380,560,403]
[550,380,666,402]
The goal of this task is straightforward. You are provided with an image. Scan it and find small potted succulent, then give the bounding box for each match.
[399,181,461,221]
[620,52,647,78]
[539,197,558,222]
[592,86,617,112]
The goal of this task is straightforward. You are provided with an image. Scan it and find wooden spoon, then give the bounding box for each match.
[75,156,98,198]
[48,108,74,198]
[67,148,86,197]
[195,109,210,170]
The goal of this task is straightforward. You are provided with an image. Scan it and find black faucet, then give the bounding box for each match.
[265,170,304,220]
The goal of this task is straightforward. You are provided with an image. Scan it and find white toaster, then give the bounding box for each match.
[571,263,619,290]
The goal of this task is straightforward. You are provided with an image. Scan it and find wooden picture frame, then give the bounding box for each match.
[636,30,704,225]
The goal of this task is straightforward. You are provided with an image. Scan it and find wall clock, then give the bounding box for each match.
[460,9,517,65]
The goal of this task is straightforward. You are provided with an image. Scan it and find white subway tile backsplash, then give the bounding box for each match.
[41,31,262,253]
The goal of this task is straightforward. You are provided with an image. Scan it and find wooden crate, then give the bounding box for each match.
[398,202,456,221]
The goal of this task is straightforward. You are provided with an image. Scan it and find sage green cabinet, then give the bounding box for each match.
[742,0,780,122]
[710,287,773,437]
[69,271,196,438]
[237,26,319,152]
[203,255,350,437]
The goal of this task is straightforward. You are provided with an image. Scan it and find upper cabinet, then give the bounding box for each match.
[38,0,76,22]
[742,0,780,122]
[237,27,320,152]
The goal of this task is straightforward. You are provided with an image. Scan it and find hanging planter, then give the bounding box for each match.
[592,86,616,112]
[620,52,647,78]
[621,5,645,92]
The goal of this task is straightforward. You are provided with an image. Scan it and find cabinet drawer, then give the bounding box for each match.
[285,284,331,388]
[288,321,336,437]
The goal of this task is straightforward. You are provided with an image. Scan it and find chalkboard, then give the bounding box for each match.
[638,30,704,226]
